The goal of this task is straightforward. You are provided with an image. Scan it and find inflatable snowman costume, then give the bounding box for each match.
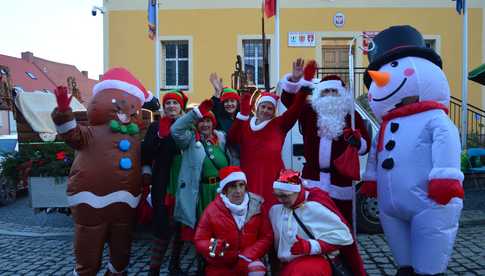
[360,26,464,276]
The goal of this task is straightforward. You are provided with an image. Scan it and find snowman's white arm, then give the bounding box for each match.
[428,115,464,182]
[362,135,378,181]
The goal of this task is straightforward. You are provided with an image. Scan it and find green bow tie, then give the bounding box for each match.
[109,120,140,135]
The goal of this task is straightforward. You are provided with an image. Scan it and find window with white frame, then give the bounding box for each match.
[242,39,270,87]
[162,40,189,89]
[425,39,436,50]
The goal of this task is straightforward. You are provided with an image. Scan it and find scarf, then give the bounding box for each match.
[220,193,249,230]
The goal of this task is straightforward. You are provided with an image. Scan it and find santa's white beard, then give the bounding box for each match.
[311,93,353,139]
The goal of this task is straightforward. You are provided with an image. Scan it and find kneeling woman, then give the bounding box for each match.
[194,166,273,275]
[269,170,366,276]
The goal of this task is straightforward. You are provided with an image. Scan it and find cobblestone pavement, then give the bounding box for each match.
[0,225,484,275]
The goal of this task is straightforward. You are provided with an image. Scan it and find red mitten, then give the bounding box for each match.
[360,181,377,198]
[136,186,153,225]
[236,258,250,274]
[198,99,214,116]
[303,60,318,81]
[290,236,312,256]
[428,179,464,205]
[158,117,173,138]
[54,86,73,112]
[240,93,251,116]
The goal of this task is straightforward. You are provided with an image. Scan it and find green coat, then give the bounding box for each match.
[170,110,232,228]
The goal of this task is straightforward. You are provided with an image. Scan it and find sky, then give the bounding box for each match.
[0,0,104,79]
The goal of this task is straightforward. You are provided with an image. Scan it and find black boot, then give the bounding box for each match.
[395,266,415,276]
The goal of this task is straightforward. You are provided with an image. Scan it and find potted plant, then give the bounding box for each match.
[0,143,74,208]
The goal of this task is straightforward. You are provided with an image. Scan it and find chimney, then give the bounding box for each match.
[21,51,34,63]
[81,71,89,78]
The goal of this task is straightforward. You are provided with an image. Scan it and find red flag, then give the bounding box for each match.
[264,0,276,18]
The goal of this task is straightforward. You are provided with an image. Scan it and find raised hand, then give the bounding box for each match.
[209,73,223,97]
[240,93,251,116]
[54,86,73,112]
[291,58,305,82]
[303,60,318,81]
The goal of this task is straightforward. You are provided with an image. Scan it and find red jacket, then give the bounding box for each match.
[194,193,273,274]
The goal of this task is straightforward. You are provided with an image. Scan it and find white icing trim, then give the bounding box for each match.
[309,239,321,255]
[273,181,301,192]
[56,119,77,134]
[67,191,141,208]
[358,137,368,155]
[218,171,247,193]
[428,167,464,181]
[236,112,249,121]
[249,117,271,131]
[142,165,152,175]
[193,106,203,118]
[93,79,145,104]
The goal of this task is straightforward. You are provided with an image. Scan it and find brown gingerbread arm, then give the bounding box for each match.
[51,107,89,150]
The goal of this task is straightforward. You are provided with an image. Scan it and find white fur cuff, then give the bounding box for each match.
[273,181,301,192]
[280,73,313,94]
[193,107,203,119]
[142,165,152,175]
[236,112,249,121]
[428,167,464,182]
[56,119,77,134]
[309,239,321,255]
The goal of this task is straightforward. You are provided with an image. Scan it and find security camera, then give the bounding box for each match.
[91,6,105,16]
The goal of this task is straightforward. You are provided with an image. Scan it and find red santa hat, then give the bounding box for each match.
[314,75,347,96]
[218,166,247,193]
[93,67,149,105]
[220,87,240,102]
[162,90,188,111]
[273,169,302,193]
[197,110,217,127]
[256,92,279,108]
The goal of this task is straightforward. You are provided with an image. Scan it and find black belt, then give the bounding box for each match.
[203,176,220,185]
[320,167,332,173]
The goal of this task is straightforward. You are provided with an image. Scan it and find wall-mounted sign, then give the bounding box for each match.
[333,12,345,28]
[288,32,316,47]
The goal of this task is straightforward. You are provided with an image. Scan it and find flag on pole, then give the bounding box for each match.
[264,0,276,18]
[453,0,465,14]
[148,0,157,40]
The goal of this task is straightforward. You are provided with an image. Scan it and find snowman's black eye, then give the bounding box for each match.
[390,61,399,67]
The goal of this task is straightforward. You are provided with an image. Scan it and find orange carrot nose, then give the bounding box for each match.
[368,70,390,87]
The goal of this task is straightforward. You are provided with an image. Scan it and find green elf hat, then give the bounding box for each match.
[162,90,188,111]
[220,87,240,102]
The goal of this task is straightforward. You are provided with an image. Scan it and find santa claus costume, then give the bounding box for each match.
[269,170,366,276]
[360,25,464,276]
[194,166,273,276]
[228,81,312,207]
[280,75,371,225]
[51,68,149,275]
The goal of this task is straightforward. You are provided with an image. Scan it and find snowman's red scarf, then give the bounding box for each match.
[377,101,448,152]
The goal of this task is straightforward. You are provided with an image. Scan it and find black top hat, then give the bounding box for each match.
[364,25,442,89]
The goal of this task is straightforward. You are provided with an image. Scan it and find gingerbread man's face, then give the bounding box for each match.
[87,89,142,125]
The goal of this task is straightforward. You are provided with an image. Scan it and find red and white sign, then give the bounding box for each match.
[288,32,316,47]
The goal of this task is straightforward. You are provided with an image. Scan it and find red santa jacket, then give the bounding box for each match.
[281,92,371,188]
[194,193,273,272]
[306,188,366,276]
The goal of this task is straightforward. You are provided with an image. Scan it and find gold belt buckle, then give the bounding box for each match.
[208,177,217,185]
